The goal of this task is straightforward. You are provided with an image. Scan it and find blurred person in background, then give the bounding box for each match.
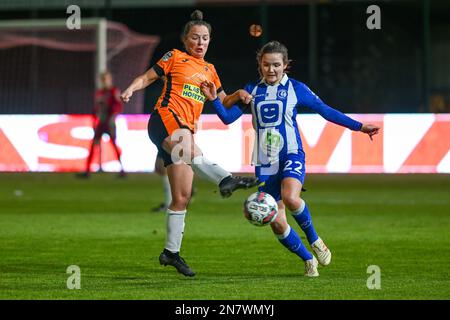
[78,71,125,178]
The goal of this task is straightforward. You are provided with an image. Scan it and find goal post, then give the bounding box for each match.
[0,18,109,89]
[0,18,160,114]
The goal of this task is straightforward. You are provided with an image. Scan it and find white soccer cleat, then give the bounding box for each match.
[311,237,332,266]
[304,256,319,277]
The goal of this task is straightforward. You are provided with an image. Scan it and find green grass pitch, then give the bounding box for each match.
[0,173,449,299]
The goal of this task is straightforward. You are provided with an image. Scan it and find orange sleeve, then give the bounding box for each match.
[210,65,224,94]
[153,50,176,77]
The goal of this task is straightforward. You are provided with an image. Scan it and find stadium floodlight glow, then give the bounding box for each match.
[0,18,107,89]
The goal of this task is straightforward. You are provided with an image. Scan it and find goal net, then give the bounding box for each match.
[0,18,160,114]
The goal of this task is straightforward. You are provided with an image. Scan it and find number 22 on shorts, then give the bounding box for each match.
[283,160,303,175]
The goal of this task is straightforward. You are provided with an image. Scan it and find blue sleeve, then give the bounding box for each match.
[243,83,254,95]
[212,98,243,125]
[295,82,362,131]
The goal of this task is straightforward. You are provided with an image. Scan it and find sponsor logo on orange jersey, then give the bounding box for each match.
[182,83,206,103]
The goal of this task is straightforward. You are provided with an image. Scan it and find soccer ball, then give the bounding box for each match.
[243,191,278,226]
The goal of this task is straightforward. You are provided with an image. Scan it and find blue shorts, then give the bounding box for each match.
[256,152,306,201]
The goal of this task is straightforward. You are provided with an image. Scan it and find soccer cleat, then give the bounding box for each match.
[304,256,319,277]
[219,176,259,198]
[311,237,332,266]
[159,249,195,277]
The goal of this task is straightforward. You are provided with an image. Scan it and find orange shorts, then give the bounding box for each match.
[158,107,191,135]
[148,108,193,166]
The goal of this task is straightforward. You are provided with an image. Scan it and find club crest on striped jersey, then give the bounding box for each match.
[277,89,287,99]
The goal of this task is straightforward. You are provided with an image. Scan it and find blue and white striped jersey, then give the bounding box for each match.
[243,74,362,165]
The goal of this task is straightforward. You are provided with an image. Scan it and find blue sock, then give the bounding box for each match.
[292,200,319,245]
[277,225,313,261]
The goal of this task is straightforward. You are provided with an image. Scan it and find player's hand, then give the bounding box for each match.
[361,123,380,141]
[200,81,217,101]
[120,89,133,103]
[236,89,252,105]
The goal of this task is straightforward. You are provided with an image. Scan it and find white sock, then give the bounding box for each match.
[191,156,231,185]
[275,225,291,240]
[292,199,306,216]
[165,209,186,253]
[162,175,172,207]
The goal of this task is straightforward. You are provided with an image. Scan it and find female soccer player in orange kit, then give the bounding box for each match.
[121,10,258,277]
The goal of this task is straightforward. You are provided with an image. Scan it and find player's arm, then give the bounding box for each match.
[112,88,123,116]
[297,83,380,140]
[113,87,122,104]
[201,81,243,125]
[209,63,252,108]
[221,89,252,108]
[120,68,160,103]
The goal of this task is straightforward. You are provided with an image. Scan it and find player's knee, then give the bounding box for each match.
[281,194,301,212]
[270,211,288,234]
[171,193,191,209]
[271,221,287,235]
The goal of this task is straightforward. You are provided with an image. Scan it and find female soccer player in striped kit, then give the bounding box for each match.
[201,41,380,277]
[120,10,258,277]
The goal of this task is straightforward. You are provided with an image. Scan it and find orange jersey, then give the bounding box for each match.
[153,49,223,132]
